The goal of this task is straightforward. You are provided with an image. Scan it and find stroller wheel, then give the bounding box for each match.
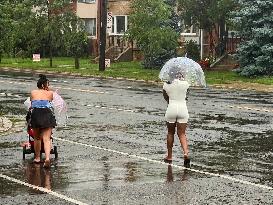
[23,146,26,160]
[54,146,58,159]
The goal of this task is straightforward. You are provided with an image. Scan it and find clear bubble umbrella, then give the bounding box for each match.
[159,57,206,87]
[52,91,68,126]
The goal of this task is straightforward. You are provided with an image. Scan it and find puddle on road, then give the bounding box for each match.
[0,161,70,196]
[56,123,130,132]
[194,113,266,125]
[66,115,85,119]
[124,162,140,182]
[0,141,21,149]
[133,108,165,116]
[239,134,273,154]
[0,90,28,116]
[0,104,26,116]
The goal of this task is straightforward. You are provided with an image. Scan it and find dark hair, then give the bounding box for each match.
[37,74,48,89]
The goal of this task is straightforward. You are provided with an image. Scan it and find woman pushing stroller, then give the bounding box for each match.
[28,74,56,168]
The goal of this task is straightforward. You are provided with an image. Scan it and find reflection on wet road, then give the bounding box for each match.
[0,73,273,204]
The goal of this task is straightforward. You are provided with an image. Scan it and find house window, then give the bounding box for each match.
[78,0,96,3]
[82,18,96,36]
[180,20,198,35]
[111,15,128,35]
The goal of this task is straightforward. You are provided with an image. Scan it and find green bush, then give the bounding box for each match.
[184,40,200,61]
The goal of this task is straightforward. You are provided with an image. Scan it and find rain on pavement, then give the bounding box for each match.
[0,71,273,205]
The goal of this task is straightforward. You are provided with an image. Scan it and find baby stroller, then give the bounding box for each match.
[23,91,66,160]
[22,125,58,160]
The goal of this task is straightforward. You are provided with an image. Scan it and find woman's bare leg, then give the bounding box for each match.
[166,122,176,160]
[41,128,52,162]
[177,123,189,156]
[33,128,41,162]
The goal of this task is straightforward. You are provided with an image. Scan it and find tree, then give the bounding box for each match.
[62,12,88,69]
[0,2,15,62]
[127,0,179,68]
[0,0,88,67]
[178,0,236,30]
[178,0,237,57]
[31,0,72,67]
[11,0,39,57]
[185,40,200,61]
[165,0,181,33]
[232,0,273,76]
[0,5,8,62]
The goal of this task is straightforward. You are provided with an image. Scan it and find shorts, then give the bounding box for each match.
[165,103,189,123]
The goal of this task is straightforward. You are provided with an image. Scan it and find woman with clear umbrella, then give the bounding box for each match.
[162,73,191,167]
[160,57,206,167]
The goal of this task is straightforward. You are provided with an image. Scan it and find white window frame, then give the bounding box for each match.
[82,18,96,37]
[110,15,128,36]
[78,0,96,3]
[180,20,198,36]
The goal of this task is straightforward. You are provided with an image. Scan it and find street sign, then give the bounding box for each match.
[105,59,111,68]
[32,54,40,62]
[107,11,112,33]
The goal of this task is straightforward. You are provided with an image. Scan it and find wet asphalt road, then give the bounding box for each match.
[0,71,273,205]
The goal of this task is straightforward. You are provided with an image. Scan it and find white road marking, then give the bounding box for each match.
[53,137,273,191]
[0,80,105,94]
[1,79,272,114]
[86,104,137,113]
[52,79,68,83]
[233,105,273,113]
[53,86,106,94]
[0,173,89,205]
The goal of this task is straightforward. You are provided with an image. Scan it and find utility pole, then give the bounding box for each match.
[99,0,107,71]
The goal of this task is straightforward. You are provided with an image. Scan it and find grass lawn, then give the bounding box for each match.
[1,57,273,85]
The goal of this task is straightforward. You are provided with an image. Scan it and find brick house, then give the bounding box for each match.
[100,0,133,62]
[73,0,98,56]
[73,0,240,62]
[72,0,132,59]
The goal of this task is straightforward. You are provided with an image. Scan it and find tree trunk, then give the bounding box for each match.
[42,44,46,58]
[75,56,79,69]
[47,1,53,68]
[49,43,53,68]
[13,47,16,58]
[219,18,227,56]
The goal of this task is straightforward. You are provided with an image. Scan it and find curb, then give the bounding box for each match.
[0,67,162,85]
[1,67,273,92]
